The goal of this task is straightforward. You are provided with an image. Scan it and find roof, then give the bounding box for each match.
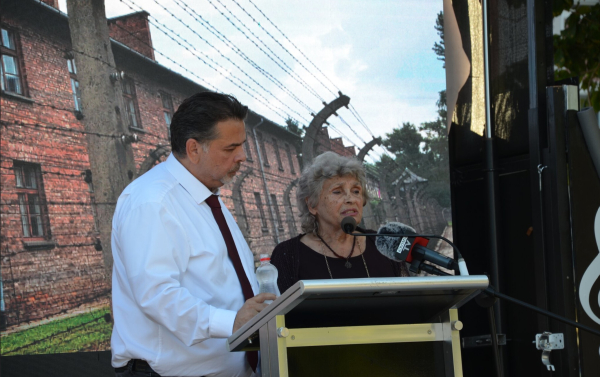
[107,11,150,22]
[391,168,428,185]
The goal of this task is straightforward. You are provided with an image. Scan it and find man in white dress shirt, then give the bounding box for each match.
[111,92,275,377]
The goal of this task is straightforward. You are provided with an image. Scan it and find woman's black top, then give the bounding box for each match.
[271,229,410,294]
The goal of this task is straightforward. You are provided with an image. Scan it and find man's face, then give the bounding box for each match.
[191,118,246,191]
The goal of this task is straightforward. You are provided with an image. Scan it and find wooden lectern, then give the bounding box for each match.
[227,276,488,377]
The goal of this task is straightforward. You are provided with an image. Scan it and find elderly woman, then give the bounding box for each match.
[271,152,409,294]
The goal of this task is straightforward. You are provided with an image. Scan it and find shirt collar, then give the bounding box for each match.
[164,153,220,205]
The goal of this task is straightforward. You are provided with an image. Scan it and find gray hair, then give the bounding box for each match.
[296,152,369,234]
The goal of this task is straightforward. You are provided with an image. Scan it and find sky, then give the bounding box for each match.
[57,0,446,164]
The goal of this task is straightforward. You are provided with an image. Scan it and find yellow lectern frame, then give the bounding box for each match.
[227,276,488,377]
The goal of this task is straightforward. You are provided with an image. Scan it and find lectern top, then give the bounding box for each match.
[296,275,487,294]
[227,275,488,352]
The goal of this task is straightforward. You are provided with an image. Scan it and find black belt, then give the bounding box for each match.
[115,359,159,375]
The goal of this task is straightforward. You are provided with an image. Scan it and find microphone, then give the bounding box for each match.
[341,216,357,234]
[375,222,457,276]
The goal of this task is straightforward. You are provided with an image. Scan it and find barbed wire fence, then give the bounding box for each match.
[1,1,450,353]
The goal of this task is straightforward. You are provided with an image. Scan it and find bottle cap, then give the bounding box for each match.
[259,253,270,262]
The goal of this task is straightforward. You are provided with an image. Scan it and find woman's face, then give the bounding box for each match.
[309,175,364,231]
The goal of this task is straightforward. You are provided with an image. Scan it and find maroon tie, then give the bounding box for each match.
[205,194,258,372]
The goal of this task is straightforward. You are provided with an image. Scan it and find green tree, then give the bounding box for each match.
[432,11,445,68]
[420,91,450,207]
[285,118,304,137]
[374,11,451,208]
[384,123,423,158]
[382,91,451,207]
[553,2,600,111]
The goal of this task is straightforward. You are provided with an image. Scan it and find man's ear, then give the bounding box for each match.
[186,139,202,164]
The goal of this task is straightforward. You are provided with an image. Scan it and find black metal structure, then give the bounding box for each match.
[447,0,600,376]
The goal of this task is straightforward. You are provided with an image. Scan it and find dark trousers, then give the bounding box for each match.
[115,360,161,377]
[115,370,161,377]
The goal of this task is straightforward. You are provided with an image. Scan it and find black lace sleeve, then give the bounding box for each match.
[270,237,301,294]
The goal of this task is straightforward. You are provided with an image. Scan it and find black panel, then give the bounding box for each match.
[448,0,484,167]
[287,343,442,377]
[567,113,600,375]
[496,169,539,377]
[448,0,572,374]
[488,0,531,159]
[0,351,113,377]
[284,288,477,329]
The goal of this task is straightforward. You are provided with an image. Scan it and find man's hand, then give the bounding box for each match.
[232,293,277,333]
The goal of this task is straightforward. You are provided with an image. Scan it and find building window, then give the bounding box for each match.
[243,131,253,162]
[285,143,296,174]
[13,162,49,239]
[122,77,141,129]
[271,194,284,231]
[1,27,24,95]
[257,132,269,167]
[273,138,283,171]
[254,192,268,232]
[66,58,82,111]
[160,91,174,139]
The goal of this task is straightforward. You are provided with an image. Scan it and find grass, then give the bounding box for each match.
[0,307,112,356]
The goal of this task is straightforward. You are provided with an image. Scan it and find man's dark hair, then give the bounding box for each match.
[170,92,248,155]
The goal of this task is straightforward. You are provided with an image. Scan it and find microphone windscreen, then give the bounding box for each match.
[341,216,357,233]
[375,222,417,262]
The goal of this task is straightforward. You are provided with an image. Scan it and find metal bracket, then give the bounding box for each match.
[537,164,547,192]
[462,334,506,348]
[277,327,289,338]
[534,332,564,371]
[121,133,138,144]
[110,71,126,83]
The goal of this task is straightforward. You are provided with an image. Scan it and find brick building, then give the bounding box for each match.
[315,126,356,157]
[0,0,347,329]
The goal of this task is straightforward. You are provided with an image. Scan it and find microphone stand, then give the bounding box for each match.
[360,224,600,376]
[350,228,600,337]
[350,231,464,260]
[415,267,600,338]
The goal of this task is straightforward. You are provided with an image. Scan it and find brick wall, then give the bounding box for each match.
[0,4,305,327]
[39,0,58,9]
[0,1,350,328]
[107,12,154,60]
[0,12,106,327]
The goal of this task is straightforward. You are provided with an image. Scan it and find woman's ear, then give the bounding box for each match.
[306,197,318,216]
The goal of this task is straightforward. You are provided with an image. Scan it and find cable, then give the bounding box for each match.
[229,0,336,97]
[120,0,302,123]
[203,0,325,102]
[337,114,368,145]
[242,0,380,140]
[245,0,341,94]
[146,0,311,122]
[348,104,376,138]
[165,0,316,116]
[1,119,118,139]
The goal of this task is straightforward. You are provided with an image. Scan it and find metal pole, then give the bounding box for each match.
[482,0,504,375]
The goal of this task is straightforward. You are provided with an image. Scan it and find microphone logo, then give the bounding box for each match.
[397,237,411,255]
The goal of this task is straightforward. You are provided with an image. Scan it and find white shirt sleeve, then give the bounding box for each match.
[115,202,237,346]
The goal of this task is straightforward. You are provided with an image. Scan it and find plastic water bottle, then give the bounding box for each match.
[256,254,280,304]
